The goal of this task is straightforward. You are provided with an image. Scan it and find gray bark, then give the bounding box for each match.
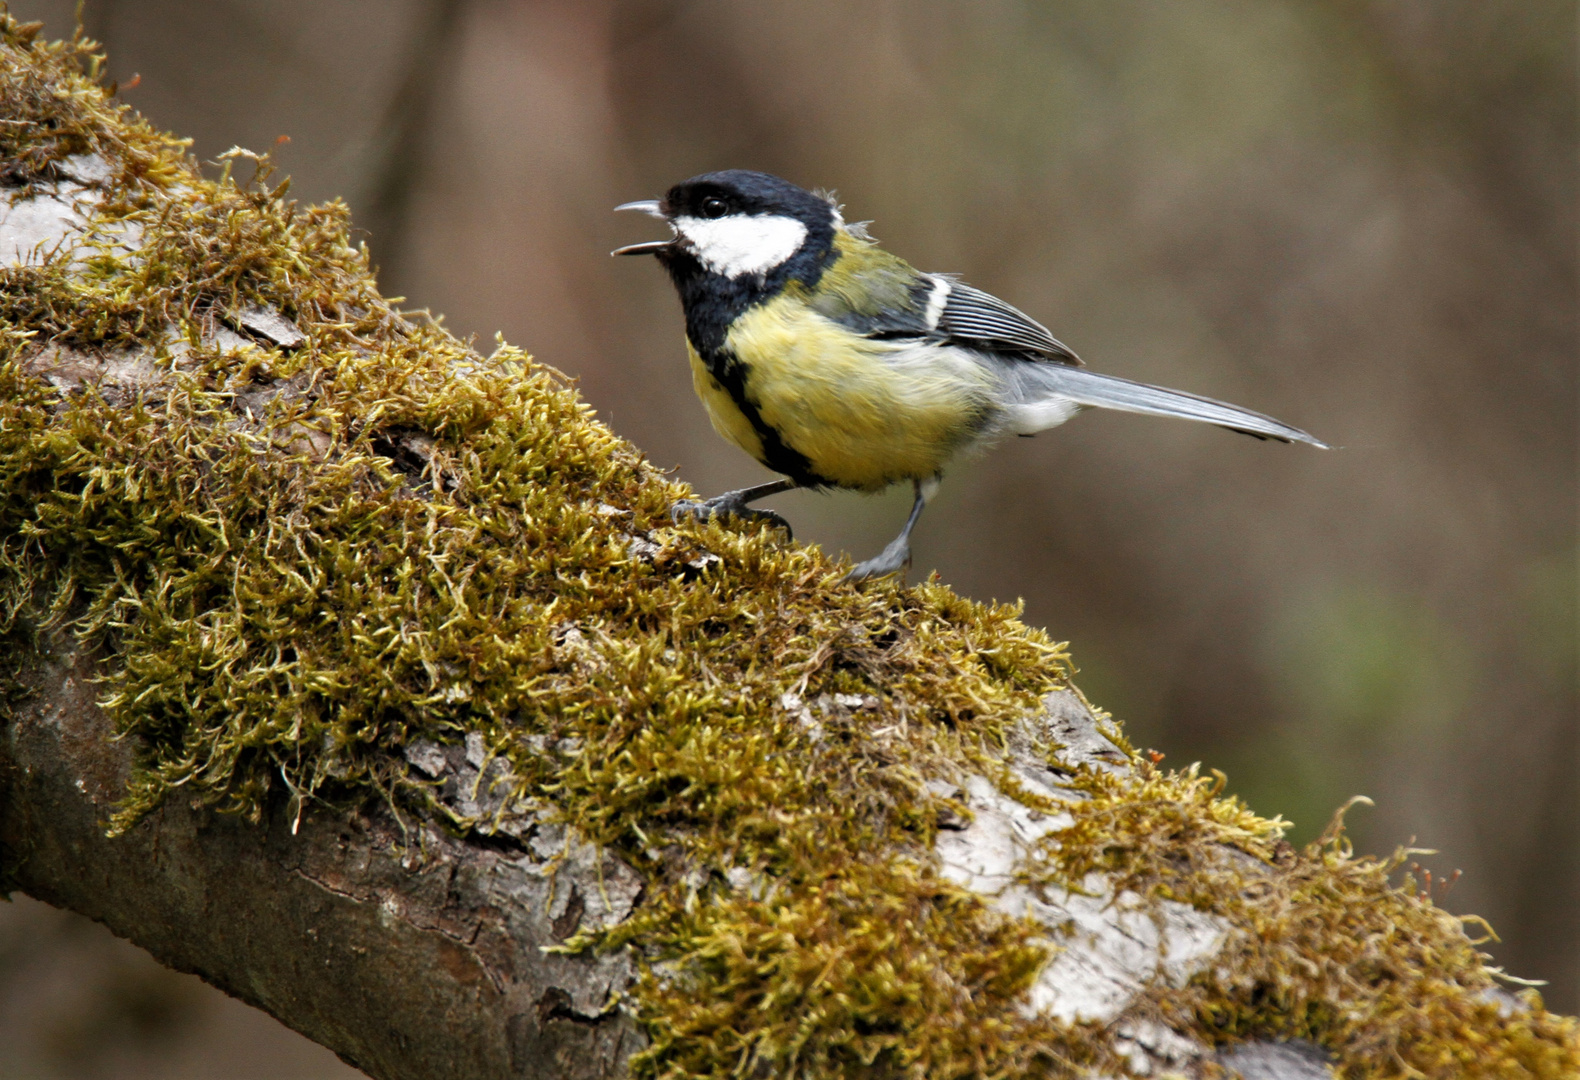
[2,629,643,1080]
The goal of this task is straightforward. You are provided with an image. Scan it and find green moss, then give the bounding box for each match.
[1,15,1574,1078]
[0,13,189,190]
[1030,769,1580,1078]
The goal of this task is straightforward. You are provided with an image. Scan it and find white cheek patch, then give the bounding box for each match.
[674,213,809,279]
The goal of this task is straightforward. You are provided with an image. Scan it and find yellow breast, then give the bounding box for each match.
[688,293,997,491]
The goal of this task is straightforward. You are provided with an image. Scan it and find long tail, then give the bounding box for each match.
[1011,364,1329,448]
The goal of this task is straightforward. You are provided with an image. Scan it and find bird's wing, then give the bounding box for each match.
[814,248,1080,364]
[930,278,1082,365]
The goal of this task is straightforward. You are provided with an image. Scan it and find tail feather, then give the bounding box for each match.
[1013,364,1329,448]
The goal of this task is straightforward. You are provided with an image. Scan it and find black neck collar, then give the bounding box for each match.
[657,220,838,358]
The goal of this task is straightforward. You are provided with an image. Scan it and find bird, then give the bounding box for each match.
[613,170,1328,581]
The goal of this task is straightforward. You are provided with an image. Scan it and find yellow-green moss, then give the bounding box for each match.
[1,15,1575,1079]
[1020,768,1580,1078]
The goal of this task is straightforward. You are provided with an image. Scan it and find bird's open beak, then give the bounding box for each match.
[612,240,672,256]
[614,200,666,218]
[612,199,673,256]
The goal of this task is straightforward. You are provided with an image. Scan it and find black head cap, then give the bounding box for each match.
[662,170,838,228]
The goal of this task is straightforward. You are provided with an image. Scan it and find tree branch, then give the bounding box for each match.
[2,629,643,1080]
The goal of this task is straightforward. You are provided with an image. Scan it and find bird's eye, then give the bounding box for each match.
[700,196,729,219]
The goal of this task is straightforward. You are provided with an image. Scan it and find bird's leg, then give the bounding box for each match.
[671,478,796,537]
[846,477,939,583]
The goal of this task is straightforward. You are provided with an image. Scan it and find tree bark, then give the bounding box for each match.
[2,628,643,1080]
[5,615,1265,1079]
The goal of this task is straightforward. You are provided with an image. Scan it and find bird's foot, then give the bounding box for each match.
[845,536,912,583]
[671,496,793,539]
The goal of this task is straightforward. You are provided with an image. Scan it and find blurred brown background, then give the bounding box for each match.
[1,1,1573,1075]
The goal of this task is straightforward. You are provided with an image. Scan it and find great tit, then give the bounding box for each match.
[615,170,1327,581]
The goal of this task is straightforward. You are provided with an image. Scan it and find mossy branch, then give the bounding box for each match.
[0,16,1575,1080]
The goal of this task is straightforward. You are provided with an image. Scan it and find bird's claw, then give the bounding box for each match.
[844,537,911,583]
[671,498,793,539]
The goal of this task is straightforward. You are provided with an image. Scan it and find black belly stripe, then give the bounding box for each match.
[701,347,828,488]
[661,231,842,489]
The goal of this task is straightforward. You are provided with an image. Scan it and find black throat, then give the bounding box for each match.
[655,224,839,486]
[655,223,837,358]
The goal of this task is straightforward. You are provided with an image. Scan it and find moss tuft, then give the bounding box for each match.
[1,15,1575,1078]
[0,14,188,189]
[1031,769,1580,1077]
